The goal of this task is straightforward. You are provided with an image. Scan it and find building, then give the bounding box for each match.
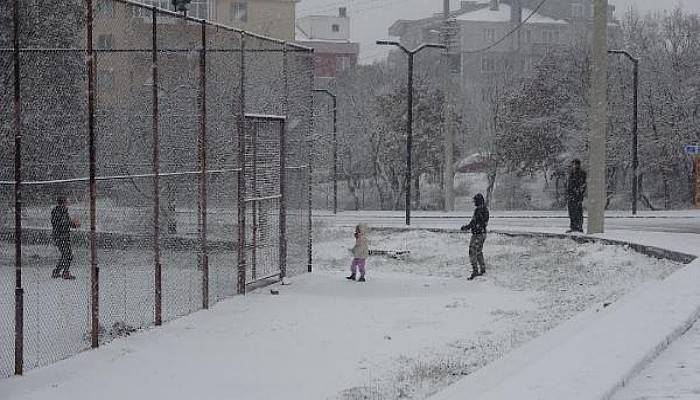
[295,7,360,80]
[92,0,299,108]
[387,0,617,91]
[107,0,298,41]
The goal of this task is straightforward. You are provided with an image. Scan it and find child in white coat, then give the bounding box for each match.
[346,224,369,282]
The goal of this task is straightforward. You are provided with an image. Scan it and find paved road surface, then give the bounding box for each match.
[316,210,700,234]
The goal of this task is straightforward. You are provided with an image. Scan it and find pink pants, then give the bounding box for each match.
[350,258,366,276]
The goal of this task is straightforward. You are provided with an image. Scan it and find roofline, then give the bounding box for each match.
[115,0,314,51]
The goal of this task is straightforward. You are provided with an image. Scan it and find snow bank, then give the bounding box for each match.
[431,259,700,400]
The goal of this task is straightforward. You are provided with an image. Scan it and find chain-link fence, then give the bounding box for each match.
[0,0,313,378]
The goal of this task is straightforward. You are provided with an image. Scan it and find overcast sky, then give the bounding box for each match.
[297,0,700,63]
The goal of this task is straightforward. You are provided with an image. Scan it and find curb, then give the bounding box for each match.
[602,296,700,400]
[370,226,697,264]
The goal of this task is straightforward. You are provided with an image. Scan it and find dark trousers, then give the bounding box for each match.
[469,233,486,273]
[568,200,584,232]
[54,240,73,274]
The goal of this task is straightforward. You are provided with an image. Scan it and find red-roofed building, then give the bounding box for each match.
[295,7,360,79]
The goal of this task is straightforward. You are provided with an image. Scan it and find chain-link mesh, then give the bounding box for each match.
[204,25,241,303]
[286,51,313,277]
[0,33,15,378]
[244,117,282,284]
[0,0,313,378]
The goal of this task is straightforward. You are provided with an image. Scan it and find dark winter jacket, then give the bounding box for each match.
[51,205,71,244]
[462,194,489,235]
[567,169,587,203]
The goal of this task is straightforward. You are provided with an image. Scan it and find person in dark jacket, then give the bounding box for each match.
[567,159,587,233]
[461,193,490,280]
[51,195,77,280]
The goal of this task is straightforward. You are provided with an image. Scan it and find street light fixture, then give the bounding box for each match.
[609,49,639,215]
[376,40,447,226]
[312,88,338,215]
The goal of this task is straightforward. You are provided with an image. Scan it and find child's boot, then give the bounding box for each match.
[346,274,356,281]
[358,276,366,282]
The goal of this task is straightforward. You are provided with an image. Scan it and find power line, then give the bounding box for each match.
[463,0,549,54]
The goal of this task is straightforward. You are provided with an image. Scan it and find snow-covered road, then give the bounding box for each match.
[317,210,700,234]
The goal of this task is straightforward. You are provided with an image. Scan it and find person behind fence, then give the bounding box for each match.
[461,193,489,281]
[51,195,79,280]
[567,159,587,233]
[346,224,369,282]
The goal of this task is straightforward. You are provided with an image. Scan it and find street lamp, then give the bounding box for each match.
[312,88,338,215]
[376,40,447,225]
[609,49,639,215]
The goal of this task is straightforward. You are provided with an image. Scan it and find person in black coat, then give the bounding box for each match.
[567,159,587,233]
[461,193,490,280]
[51,195,78,280]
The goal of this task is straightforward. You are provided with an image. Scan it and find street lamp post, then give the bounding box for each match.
[376,40,447,226]
[312,89,338,214]
[608,50,639,215]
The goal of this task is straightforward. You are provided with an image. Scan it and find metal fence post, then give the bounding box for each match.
[12,0,24,374]
[632,58,639,216]
[279,44,289,279]
[332,95,337,215]
[151,8,163,325]
[251,123,258,281]
[406,52,414,226]
[198,20,209,309]
[307,51,314,273]
[87,0,100,350]
[237,32,247,294]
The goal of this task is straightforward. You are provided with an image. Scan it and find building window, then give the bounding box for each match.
[481,56,496,72]
[571,4,585,18]
[484,28,496,43]
[336,55,350,73]
[525,30,531,43]
[96,34,113,50]
[189,0,210,19]
[332,24,340,33]
[232,2,248,23]
[448,53,461,74]
[131,1,171,18]
[96,0,114,18]
[542,30,560,44]
[97,69,114,92]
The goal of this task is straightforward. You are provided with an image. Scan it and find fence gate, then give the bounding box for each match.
[243,115,287,286]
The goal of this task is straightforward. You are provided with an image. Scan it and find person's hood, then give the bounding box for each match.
[473,193,485,207]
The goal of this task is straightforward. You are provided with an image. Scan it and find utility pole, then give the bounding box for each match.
[442,0,456,212]
[588,0,608,234]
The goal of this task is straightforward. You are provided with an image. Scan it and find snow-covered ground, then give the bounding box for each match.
[0,243,238,379]
[0,227,682,399]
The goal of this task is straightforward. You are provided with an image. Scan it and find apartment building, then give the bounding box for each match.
[388,0,617,91]
[295,7,360,79]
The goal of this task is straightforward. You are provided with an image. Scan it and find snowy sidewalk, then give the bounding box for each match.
[0,271,531,400]
[612,319,700,400]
